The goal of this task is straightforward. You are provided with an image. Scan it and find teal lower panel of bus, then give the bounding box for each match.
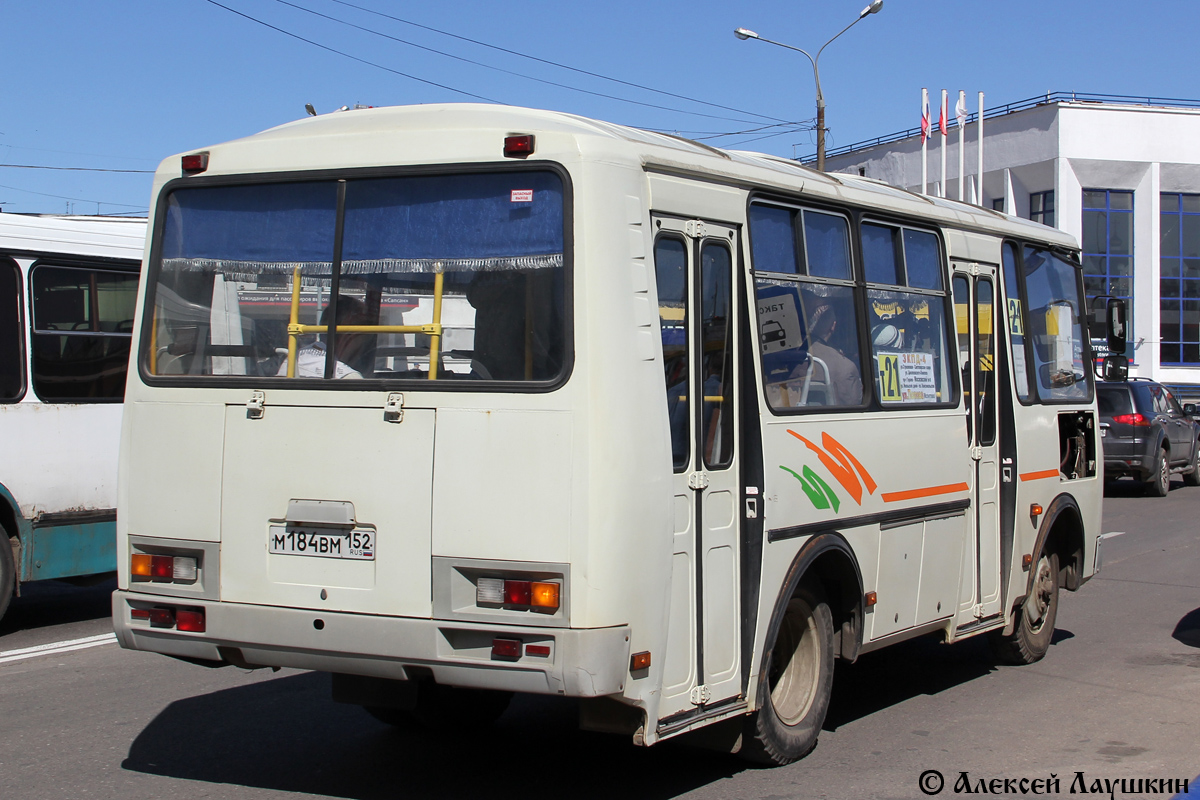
[20,520,118,582]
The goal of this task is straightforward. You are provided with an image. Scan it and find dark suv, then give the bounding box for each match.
[1098,380,1200,495]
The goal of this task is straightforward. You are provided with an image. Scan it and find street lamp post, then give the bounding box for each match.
[735,1,883,172]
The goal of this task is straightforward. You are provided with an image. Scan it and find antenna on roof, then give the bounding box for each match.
[304,104,317,117]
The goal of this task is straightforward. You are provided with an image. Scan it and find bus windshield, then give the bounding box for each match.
[145,170,567,384]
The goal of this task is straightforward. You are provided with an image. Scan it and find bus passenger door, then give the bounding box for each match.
[653,216,743,723]
[953,268,1003,622]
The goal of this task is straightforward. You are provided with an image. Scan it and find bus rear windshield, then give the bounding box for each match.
[145,170,567,385]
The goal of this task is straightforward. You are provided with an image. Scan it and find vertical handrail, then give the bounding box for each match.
[286,265,301,378]
[428,270,444,380]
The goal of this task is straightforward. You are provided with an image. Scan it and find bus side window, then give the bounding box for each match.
[30,265,138,402]
[863,222,953,407]
[0,259,23,401]
[750,202,862,411]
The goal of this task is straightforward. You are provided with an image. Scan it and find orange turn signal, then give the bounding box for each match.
[865,591,878,607]
[630,651,651,670]
[131,554,153,578]
[530,581,560,609]
[1030,503,1043,517]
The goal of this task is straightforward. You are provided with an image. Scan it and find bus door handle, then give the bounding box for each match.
[745,497,758,519]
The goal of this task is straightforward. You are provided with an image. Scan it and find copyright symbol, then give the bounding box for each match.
[919,770,944,795]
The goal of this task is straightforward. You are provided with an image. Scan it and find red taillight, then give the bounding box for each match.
[491,638,522,660]
[148,608,175,628]
[1112,413,1149,426]
[181,152,209,173]
[176,608,206,633]
[150,555,174,581]
[504,580,532,606]
[503,134,534,157]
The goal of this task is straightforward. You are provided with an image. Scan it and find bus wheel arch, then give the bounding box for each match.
[0,497,19,621]
[741,534,863,765]
[993,494,1081,664]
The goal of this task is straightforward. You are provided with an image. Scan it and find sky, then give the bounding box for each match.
[3,0,1199,216]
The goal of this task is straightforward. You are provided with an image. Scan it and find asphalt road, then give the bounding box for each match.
[1,479,1197,800]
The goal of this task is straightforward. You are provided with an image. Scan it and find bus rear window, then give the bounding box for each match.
[147,170,567,385]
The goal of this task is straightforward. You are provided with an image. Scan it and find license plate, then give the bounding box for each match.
[269,526,375,560]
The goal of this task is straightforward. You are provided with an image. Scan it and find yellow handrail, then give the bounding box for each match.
[284,264,447,379]
[286,265,302,377]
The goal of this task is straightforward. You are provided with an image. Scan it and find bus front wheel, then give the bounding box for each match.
[741,587,835,765]
[991,552,1059,665]
[0,532,15,623]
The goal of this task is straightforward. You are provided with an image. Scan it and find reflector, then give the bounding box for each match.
[491,638,522,660]
[176,608,206,633]
[148,607,175,628]
[130,608,151,620]
[525,644,551,657]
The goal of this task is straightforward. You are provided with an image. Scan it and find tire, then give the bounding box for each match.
[1146,447,1170,497]
[366,682,512,731]
[0,532,15,623]
[991,552,1059,665]
[1182,444,1200,487]
[740,586,835,766]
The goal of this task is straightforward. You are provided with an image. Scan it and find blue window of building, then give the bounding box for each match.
[1159,193,1200,365]
[1081,189,1134,340]
[1030,190,1055,227]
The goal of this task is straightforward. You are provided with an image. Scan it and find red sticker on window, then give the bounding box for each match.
[511,190,533,203]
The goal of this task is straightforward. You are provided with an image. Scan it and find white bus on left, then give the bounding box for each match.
[1,213,145,621]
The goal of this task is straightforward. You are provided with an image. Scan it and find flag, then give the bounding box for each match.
[939,93,948,136]
[921,92,930,143]
[955,92,968,128]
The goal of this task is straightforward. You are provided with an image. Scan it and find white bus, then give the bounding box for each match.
[1,213,145,622]
[112,105,1114,764]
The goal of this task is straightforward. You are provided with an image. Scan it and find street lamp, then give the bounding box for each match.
[735,1,883,172]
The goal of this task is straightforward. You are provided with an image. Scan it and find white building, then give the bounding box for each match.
[821,92,1200,393]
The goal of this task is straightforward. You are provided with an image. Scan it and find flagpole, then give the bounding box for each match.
[977,91,985,207]
[939,89,948,198]
[957,90,966,201]
[921,88,928,196]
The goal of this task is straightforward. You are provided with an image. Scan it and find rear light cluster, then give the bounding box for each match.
[130,605,205,632]
[1112,413,1150,426]
[491,638,551,661]
[476,577,560,612]
[131,553,198,583]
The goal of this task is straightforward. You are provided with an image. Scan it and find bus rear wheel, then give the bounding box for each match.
[0,532,15,623]
[991,552,1058,665]
[741,587,834,766]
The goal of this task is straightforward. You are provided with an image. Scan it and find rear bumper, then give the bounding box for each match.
[113,590,630,697]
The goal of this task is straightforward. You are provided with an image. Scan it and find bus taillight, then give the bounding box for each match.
[131,554,198,583]
[475,576,561,612]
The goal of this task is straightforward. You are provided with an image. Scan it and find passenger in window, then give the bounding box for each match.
[278,296,372,379]
[805,299,862,405]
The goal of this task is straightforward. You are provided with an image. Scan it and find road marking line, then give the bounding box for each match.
[1100,531,1127,539]
[0,632,118,664]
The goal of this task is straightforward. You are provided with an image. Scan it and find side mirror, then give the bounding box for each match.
[1102,354,1129,382]
[1106,298,1127,355]
[1185,403,1196,417]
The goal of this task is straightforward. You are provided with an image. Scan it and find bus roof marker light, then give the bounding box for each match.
[181,152,209,174]
[503,135,535,158]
